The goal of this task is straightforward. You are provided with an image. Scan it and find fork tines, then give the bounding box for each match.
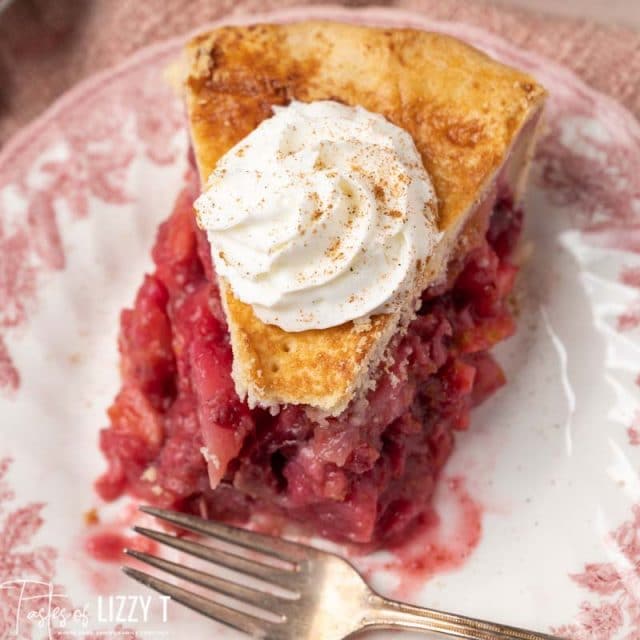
[123,507,305,639]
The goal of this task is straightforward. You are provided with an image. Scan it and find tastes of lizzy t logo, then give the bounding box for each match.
[0,579,170,638]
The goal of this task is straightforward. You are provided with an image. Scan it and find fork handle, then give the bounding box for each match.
[364,594,565,640]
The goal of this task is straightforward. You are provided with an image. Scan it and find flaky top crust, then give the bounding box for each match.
[184,21,546,414]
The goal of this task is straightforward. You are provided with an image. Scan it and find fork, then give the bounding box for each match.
[123,507,564,640]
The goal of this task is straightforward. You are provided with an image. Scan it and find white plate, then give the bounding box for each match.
[1,6,639,639]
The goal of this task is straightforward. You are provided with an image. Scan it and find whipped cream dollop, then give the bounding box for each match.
[195,100,441,332]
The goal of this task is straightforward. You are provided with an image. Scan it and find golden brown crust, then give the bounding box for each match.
[184,21,546,414]
[221,286,391,412]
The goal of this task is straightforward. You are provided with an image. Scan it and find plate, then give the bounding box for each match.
[1,6,639,639]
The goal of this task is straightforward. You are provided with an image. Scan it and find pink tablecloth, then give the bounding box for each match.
[0,0,639,146]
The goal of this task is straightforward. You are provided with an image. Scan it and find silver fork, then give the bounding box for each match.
[123,507,564,640]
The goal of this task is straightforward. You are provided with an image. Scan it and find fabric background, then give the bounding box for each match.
[0,0,639,146]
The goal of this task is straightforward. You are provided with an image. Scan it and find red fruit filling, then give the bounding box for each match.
[97,168,522,545]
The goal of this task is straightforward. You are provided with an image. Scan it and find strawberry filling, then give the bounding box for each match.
[96,168,522,545]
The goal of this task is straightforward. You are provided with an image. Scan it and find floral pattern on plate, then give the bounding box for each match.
[0,6,639,639]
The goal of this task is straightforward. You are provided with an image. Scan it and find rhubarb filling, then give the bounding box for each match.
[96,163,523,545]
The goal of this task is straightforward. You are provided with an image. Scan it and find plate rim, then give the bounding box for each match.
[1,3,639,188]
[1,6,639,637]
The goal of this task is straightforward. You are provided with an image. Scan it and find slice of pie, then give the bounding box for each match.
[97,21,546,544]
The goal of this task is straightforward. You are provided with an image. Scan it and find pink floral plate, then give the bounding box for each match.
[1,6,639,640]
